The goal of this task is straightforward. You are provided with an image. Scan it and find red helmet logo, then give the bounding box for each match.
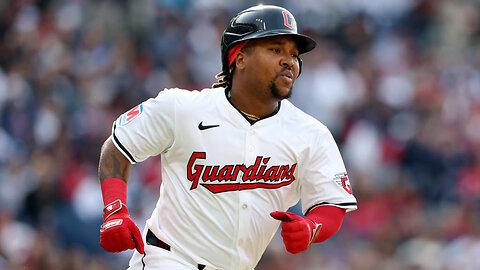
[282,11,294,29]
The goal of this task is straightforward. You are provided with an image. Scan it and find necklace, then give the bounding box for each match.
[227,90,278,122]
[227,90,261,121]
[239,110,260,121]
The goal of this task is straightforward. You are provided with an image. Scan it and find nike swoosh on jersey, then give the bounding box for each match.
[198,121,220,130]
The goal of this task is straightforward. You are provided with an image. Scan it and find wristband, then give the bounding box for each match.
[101,178,127,206]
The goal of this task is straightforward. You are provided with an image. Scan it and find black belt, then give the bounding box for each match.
[146,230,206,270]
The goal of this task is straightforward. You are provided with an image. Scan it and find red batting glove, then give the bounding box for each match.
[270,211,322,254]
[99,178,144,254]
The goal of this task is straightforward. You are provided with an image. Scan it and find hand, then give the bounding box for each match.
[270,211,322,254]
[100,200,144,254]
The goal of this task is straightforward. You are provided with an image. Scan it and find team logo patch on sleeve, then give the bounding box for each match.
[334,173,353,194]
[118,104,143,126]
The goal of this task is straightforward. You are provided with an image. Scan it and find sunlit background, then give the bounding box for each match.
[0,0,479,269]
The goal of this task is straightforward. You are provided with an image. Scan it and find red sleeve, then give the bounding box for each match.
[306,205,346,243]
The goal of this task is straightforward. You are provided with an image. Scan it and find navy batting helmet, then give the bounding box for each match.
[221,5,316,73]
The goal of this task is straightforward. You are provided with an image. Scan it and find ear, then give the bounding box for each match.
[235,51,248,70]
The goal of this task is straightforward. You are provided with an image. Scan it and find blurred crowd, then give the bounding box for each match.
[0,0,479,269]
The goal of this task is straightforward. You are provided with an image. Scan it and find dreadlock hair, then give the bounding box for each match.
[212,41,253,89]
[212,66,235,89]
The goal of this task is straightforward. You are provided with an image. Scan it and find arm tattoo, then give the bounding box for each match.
[98,138,131,183]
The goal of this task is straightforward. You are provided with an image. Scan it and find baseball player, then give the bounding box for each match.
[98,5,357,270]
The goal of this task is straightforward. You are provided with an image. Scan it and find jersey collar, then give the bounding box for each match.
[224,88,281,125]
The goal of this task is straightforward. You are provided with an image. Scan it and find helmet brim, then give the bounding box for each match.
[229,30,316,55]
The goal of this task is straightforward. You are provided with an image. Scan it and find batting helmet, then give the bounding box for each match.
[220,5,316,73]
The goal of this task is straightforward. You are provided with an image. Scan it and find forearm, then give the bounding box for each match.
[98,137,144,254]
[98,136,132,183]
[98,136,132,205]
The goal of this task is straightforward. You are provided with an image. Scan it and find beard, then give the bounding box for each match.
[269,75,293,100]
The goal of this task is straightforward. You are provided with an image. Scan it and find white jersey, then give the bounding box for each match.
[112,87,357,270]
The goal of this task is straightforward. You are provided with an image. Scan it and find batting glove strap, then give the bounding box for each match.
[305,218,322,244]
[103,199,128,222]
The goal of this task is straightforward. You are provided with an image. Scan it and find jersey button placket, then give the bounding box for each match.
[236,127,256,269]
[246,128,257,154]
[237,192,251,269]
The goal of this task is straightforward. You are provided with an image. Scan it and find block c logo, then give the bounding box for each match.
[282,11,295,29]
